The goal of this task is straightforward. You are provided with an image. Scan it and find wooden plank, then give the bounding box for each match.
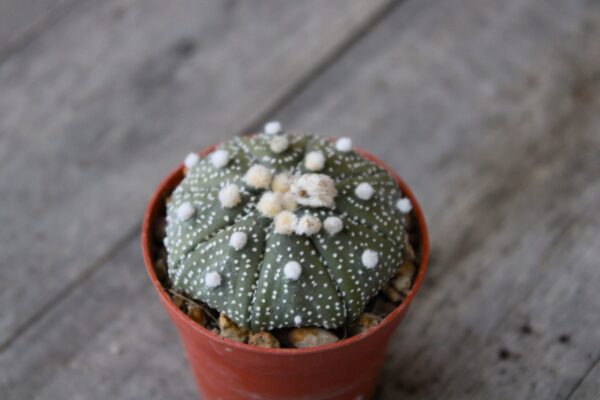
[2,0,600,399]
[569,357,600,400]
[0,0,396,347]
[0,0,78,58]
[274,0,600,398]
[0,240,198,400]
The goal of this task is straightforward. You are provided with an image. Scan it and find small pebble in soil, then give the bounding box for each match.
[382,283,403,303]
[348,313,383,336]
[248,331,280,348]
[218,313,249,343]
[187,303,206,326]
[282,328,339,348]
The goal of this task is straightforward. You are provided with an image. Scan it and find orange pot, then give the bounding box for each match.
[142,143,429,400]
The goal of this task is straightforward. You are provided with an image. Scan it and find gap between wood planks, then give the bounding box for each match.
[0,0,404,354]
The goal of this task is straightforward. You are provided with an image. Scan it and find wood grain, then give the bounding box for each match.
[0,0,395,347]
[569,357,600,400]
[275,0,600,398]
[1,0,600,398]
[0,0,79,59]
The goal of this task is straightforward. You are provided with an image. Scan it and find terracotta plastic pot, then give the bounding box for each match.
[142,143,429,400]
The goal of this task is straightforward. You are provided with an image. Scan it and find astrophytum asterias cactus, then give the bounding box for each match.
[165,123,410,331]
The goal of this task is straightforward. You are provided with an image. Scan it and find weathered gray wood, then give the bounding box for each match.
[276,0,600,398]
[0,0,77,58]
[0,240,196,400]
[0,0,395,347]
[569,357,600,400]
[2,0,600,399]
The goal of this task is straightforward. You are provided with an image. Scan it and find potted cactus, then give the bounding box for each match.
[142,122,428,400]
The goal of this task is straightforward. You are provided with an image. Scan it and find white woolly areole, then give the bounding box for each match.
[211,149,230,169]
[272,173,292,193]
[361,249,379,269]
[294,315,302,325]
[205,271,222,288]
[355,182,374,200]
[396,197,413,214]
[244,164,272,189]
[336,137,352,152]
[274,211,297,235]
[323,216,343,236]
[257,191,282,218]
[264,121,282,135]
[270,135,289,153]
[291,173,337,208]
[229,231,248,250]
[176,202,195,221]
[295,214,322,236]
[305,150,325,171]
[281,192,298,211]
[218,184,241,208]
[184,152,199,168]
[283,261,302,281]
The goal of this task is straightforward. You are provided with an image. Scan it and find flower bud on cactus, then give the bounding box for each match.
[165,127,408,331]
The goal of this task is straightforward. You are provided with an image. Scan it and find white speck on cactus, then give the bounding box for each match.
[270,135,289,153]
[283,261,302,281]
[323,216,343,236]
[205,271,222,288]
[336,137,352,152]
[184,152,199,168]
[257,191,282,218]
[218,184,241,208]
[272,173,292,193]
[291,173,337,208]
[244,164,272,189]
[396,197,413,214]
[361,249,379,269]
[355,182,374,200]
[294,315,302,325]
[229,231,248,250]
[210,149,230,169]
[281,192,297,211]
[295,214,322,236]
[305,150,325,171]
[264,121,282,135]
[176,202,195,221]
[274,211,297,235]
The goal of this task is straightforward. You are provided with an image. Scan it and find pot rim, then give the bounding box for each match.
[141,140,429,356]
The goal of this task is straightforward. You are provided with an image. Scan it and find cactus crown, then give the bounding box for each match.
[165,124,408,331]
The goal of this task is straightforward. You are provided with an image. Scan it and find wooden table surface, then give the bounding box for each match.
[1,1,599,399]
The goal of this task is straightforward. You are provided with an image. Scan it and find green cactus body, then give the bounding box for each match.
[165,129,408,331]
